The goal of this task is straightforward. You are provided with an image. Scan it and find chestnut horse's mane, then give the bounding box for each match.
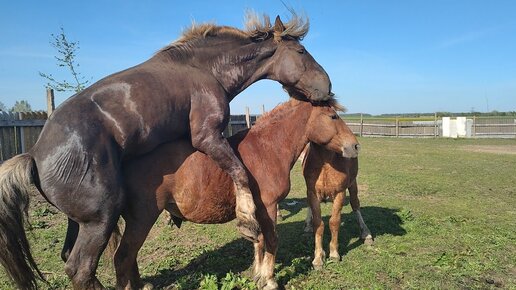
[251,96,345,131]
[158,11,309,54]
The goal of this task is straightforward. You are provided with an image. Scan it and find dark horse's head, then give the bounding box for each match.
[248,13,333,102]
[269,16,333,102]
[158,12,333,102]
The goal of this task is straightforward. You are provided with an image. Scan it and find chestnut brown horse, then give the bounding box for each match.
[0,13,334,290]
[119,97,359,289]
[302,142,373,270]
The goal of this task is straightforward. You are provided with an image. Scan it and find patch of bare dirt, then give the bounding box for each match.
[462,145,516,155]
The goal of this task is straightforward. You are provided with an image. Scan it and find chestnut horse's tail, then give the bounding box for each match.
[0,153,44,290]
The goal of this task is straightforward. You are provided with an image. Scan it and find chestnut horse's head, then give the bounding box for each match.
[306,101,360,158]
[267,15,333,102]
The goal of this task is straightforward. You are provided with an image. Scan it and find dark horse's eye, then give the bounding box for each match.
[331,114,339,120]
[297,48,306,54]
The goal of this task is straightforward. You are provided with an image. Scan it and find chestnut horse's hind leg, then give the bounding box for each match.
[115,204,160,289]
[329,191,345,261]
[349,181,373,245]
[61,218,79,262]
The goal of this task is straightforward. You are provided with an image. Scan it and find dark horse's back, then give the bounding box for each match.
[29,56,206,212]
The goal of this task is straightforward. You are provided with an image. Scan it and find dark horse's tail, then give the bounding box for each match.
[0,153,44,290]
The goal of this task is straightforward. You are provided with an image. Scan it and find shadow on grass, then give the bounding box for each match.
[143,205,406,289]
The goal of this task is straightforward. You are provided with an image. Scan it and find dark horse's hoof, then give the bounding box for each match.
[237,219,261,243]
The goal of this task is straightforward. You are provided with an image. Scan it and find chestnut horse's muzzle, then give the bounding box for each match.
[342,142,360,158]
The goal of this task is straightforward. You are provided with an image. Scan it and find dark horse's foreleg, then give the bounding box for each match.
[61,218,79,262]
[190,105,260,242]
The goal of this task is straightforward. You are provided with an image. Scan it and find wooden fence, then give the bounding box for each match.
[472,116,516,137]
[1,112,515,161]
[345,116,440,137]
[0,111,47,161]
[0,111,258,161]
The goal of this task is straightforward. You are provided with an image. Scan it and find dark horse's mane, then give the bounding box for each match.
[157,11,310,56]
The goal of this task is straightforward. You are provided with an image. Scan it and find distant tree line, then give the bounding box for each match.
[0,100,32,113]
[341,111,516,118]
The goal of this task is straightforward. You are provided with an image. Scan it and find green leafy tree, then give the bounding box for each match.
[39,27,89,93]
[10,100,32,113]
[0,101,6,112]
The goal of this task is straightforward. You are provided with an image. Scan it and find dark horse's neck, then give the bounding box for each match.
[157,36,276,100]
[232,99,312,176]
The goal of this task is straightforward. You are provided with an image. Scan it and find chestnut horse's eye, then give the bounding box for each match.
[331,114,339,120]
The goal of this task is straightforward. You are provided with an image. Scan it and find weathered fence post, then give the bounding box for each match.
[360,113,364,137]
[472,115,476,138]
[47,88,55,116]
[245,106,251,129]
[434,112,438,138]
[395,117,399,137]
[261,104,266,115]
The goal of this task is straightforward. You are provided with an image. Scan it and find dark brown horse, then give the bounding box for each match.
[118,97,359,289]
[302,142,373,270]
[0,13,333,290]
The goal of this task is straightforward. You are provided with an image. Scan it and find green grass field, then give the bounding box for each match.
[1,138,515,289]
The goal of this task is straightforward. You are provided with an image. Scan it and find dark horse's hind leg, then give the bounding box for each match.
[38,152,125,289]
[65,217,120,289]
[61,218,79,262]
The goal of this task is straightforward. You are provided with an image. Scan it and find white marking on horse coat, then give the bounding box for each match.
[211,54,245,91]
[90,83,146,143]
[40,132,91,188]
[354,209,372,239]
[91,97,126,142]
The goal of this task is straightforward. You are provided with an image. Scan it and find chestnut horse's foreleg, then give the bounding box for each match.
[307,191,325,270]
[276,204,283,221]
[304,206,313,232]
[253,233,264,280]
[349,181,373,245]
[329,191,345,260]
[114,208,160,290]
[255,204,279,290]
[190,101,259,242]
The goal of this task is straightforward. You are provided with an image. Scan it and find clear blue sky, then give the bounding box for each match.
[1,0,515,115]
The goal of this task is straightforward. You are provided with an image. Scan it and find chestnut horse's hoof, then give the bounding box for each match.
[258,277,278,290]
[312,261,323,270]
[329,252,341,261]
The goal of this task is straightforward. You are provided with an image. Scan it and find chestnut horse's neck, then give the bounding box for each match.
[236,99,312,176]
[156,36,276,100]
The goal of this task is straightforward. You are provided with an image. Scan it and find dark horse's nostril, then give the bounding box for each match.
[354,144,361,152]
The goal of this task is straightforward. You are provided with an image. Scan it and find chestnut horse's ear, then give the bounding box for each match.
[274,15,286,33]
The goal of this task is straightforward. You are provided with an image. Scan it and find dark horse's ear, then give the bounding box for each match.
[274,15,286,33]
[273,16,286,41]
